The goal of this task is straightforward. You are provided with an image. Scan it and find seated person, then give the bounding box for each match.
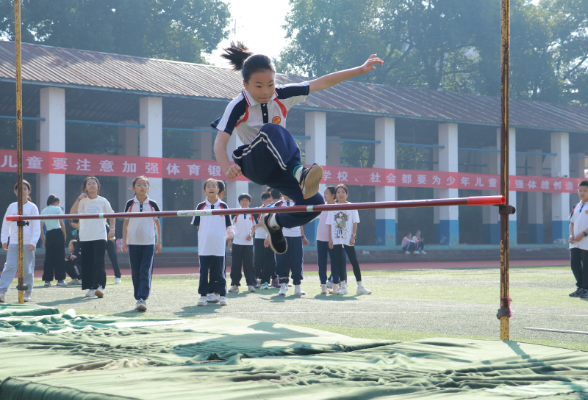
[401,233,417,254]
[414,230,426,254]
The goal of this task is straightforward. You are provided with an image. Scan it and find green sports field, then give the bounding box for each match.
[22,265,588,351]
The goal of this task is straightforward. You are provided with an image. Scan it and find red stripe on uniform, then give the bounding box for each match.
[274,97,288,119]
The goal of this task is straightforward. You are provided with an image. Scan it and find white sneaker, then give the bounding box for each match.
[421,250,427,254]
[326,281,333,289]
[0,291,5,303]
[339,283,349,295]
[114,278,122,284]
[329,284,341,295]
[279,283,288,296]
[44,281,51,287]
[56,281,66,287]
[405,251,411,255]
[23,292,32,302]
[219,296,228,306]
[95,286,104,298]
[206,293,219,303]
[321,284,328,295]
[135,299,147,312]
[248,285,256,292]
[228,285,239,293]
[294,285,305,295]
[357,286,372,295]
[85,289,96,297]
[414,250,421,254]
[67,279,80,285]
[197,296,208,306]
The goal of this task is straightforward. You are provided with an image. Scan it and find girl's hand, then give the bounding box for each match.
[225,164,242,179]
[359,54,384,74]
[328,240,334,249]
[77,193,88,201]
[264,238,270,248]
[122,241,128,253]
[302,237,309,246]
[246,234,252,241]
[42,241,46,249]
[108,230,115,241]
[2,243,7,251]
[570,235,575,244]
[350,237,356,246]
[228,241,232,251]
[156,242,162,254]
[28,244,35,251]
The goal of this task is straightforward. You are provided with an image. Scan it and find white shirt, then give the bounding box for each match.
[77,196,114,242]
[213,82,310,145]
[254,204,273,239]
[316,211,331,242]
[570,200,588,250]
[124,196,160,245]
[192,199,232,256]
[232,212,258,246]
[1,202,40,246]
[327,207,360,246]
[272,199,301,237]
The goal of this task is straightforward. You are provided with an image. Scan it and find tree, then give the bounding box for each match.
[0,0,230,63]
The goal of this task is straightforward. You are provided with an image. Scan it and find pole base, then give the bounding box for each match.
[16,284,29,291]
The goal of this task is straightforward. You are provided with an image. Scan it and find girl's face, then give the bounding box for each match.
[407,233,412,239]
[15,185,30,201]
[85,179,99,194]
[68,243,75,252]
[133,179,149,196]
[244,70,275,104]
[324,189,335,203]
[204,181,219,198]
[336,188,348,202]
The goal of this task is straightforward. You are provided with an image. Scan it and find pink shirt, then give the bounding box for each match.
[316,211,331,242]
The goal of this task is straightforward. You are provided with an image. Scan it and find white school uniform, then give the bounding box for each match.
[123,196,160,245]
[327,208,360,246]
[192,199,232,256]
[570,200,588,251]
[213,82,310,145]
[232,212,258,246]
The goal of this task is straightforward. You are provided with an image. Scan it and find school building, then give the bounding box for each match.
[0,41,587,259]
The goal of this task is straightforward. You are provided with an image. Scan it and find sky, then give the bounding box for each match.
[206,0,292,67]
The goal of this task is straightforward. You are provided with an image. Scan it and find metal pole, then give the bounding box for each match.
[14,0,26,304]
[499,0,511,341]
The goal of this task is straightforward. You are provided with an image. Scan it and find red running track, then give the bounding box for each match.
[30,259,569,278]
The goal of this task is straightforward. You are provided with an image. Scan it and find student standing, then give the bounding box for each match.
[0,180,40,303]
[268,195,309,296]
[213,42,382,254]
[70,176,115,299]
[328,184,371,296]
[316,186,340,295]
[105,221,122,284]
[64,239,82,285]
[40,195,67,287]
[569,180,588,298]
[192,179,232,306]
[229,193,257,293]
[255,192,275,289]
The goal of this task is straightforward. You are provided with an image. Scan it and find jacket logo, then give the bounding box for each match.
[272,116,281,124]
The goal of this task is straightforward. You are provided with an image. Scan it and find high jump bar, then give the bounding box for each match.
[6,195,505,221]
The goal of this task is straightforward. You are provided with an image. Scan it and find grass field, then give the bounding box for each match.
[14,265,588,351]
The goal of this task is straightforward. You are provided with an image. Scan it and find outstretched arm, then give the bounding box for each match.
[309,54,383,92]
[214,130,242,179]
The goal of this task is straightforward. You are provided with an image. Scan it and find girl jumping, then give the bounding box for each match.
[213,42,382,254]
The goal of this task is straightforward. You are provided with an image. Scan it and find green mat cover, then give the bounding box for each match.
[1,304,587,399]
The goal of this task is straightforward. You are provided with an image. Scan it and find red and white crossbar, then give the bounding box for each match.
[6,195,505,222]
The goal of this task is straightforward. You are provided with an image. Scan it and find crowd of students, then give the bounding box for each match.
[0,176,371,310]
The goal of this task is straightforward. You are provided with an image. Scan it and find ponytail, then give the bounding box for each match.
[221,41,275,82]
[47,194,60,206]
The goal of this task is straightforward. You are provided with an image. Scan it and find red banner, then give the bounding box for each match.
[0,149,583,193]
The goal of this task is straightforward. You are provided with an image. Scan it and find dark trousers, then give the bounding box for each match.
[80,240,106,290]
[416,239,425,251]
[106,239,121,278]
[42,229,65,281]
[276,236,303,285]
[332,245,362,284]
[199,255,226,296]
[129,245,154,300]
[231,244,255,286]
[317,240,347,284]
[571,248,588,289]
[402,242,417,253]
[255,238,276,284]
[233,123,324,228]
[65,259,81,279]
